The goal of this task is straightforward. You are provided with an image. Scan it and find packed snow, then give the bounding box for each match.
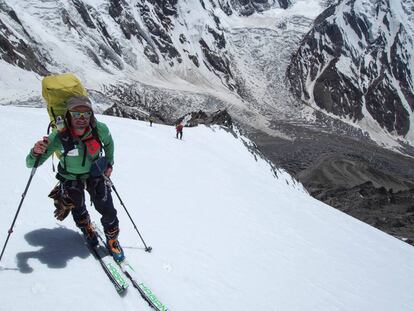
[1,106,414,311]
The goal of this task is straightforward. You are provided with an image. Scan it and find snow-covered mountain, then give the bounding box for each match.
[1,106,414,310]
[0,0,326,130]
[287,0,414,141]
[1,0,414,147]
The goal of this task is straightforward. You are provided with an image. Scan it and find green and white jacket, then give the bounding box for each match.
[26,121,114,180]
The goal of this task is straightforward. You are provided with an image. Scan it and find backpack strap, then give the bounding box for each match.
[49,107,77,158]
[48,110,75,173]
[47,121,53,135]
[90,115,103,150]
[46,121,56,172]
[59,113,103,170]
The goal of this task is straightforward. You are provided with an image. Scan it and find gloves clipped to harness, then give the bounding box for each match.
[48,184,75,221]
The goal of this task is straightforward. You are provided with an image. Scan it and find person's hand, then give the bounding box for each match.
[33,136,49,155]
[104,166,112,178]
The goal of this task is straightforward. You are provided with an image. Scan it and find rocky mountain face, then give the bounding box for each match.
[287,0,414,138]
[0,0,231,92]
[0,0,293,84]
[282,0,414,243]
[0,1,48,75]
[1,0,412,139]
[0,0,302,124]
[251,118,414,246]
[223,0,292,15]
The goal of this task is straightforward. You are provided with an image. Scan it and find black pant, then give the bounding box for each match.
[176,130,183,139]
[59,176,119,235]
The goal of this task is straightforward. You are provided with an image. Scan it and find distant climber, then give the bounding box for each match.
[176,123,184,140]
[149,115,155,127]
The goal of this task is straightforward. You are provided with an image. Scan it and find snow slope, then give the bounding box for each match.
[0,106,414,311]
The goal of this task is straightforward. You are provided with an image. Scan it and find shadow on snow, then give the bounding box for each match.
[16,227,90,273]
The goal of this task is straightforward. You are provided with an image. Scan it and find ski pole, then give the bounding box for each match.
[0,155,42,263]
[104,176,152,253]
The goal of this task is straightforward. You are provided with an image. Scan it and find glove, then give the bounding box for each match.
[48,184,75,221]
[53,196,75,221]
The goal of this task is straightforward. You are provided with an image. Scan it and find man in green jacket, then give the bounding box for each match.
[26,96,125,262]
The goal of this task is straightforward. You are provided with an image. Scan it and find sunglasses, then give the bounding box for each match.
[69,111,93,118]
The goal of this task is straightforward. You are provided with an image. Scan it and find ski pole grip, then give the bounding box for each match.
[33,138,48,168]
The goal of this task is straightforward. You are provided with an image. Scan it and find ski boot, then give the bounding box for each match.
[105,227,125,262]
[107,238,125,262]
[81,222,98,248]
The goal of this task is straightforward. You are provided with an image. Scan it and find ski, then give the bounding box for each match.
[118,260,168,311]
[92,223,168,311]
[83,235,129,295]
